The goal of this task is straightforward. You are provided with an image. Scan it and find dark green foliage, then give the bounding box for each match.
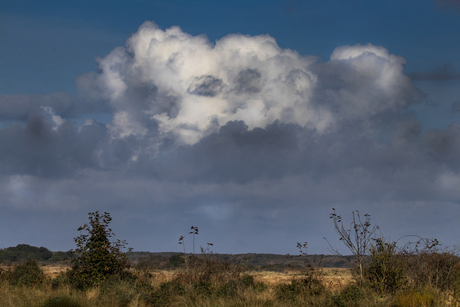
[216,280,238,297]
[169,254,185,267]
[7,259,46,286]
[41,296,81,307]
[215,276,264,297]
[51,272,71,288]
[193,281,213,296]
[275,282,302,301]
[99,278,136,307]
[48,251,74,263]
[365,238,405,293]
[238,274,267,292]
[127,251,353,269]
[145,280,185,306]
[0,244,53,263]
[70,211,132,289]
[333,284,364,307]
[275,274,325,302]
[136,254,169,271]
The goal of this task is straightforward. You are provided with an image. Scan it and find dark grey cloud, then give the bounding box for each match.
[422,123,460,167]
[0,93,111,121]
[407,63,460,81]
[407,71,460,81]
[233,69,262,94]
[0,93,72,121]
[187,75,224,97]
[0,109,109,178]
[2,109,460,253]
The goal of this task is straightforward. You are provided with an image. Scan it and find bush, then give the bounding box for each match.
[70,211,132,289]
[399,238,460,292]
[333,284,364,307]
[365,238,406,293]
[99,277,137,307]
[174,254,246,288]
[392,287,438,307]
[145,280,185,306]
[275,275,325,302]
[169,254,185,267]
[8,259,46,286]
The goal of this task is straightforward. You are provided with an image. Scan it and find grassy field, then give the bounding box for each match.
[0,264,356,307]
[3,261,458,307]
[40,264,352,288]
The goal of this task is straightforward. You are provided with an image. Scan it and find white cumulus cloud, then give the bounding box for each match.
[77,22,418,147]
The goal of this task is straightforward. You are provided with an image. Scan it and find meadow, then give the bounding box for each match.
[2,211,460,306]
[1,249,460,307]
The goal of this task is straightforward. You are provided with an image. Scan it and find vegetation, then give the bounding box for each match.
[0,244,53,263]
[327,209,379,286]
[1,259,46,287]
[2,210,460,306]
[69,211,133,289]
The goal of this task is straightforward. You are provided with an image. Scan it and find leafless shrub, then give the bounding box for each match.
[325,209,379,286]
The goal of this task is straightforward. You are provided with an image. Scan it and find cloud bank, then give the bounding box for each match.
[1,21,460,254]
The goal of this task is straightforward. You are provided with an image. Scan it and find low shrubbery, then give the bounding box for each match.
[1,259,46,287]
[3,210,460,306]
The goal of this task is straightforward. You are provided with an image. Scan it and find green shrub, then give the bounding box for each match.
[70,211,132,289]
[145,280,185,306]
[333,284,364,307]
[275,282,301,301]
[8,259,46,286]
[99,278,137,307]
[366,238,406,293]
[193,280,213,297]
[216,280,238,297]
[169,254,185,267]
[275,275,325,302]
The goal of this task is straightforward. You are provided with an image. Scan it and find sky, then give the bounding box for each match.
[1,0,460,255]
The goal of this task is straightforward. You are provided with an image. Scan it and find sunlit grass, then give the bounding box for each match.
[0,262,458,307]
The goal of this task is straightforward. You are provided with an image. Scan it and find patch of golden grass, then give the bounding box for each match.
[41,265,70,277]
[249,268,352,291]
[17,264,354,291]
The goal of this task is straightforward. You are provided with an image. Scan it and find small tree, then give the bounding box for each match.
[71,211,132,289]
[325,209,378,286]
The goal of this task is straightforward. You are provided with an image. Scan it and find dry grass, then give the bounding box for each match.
[41,265,71,277]
[1,264,456,307]
[36,264,353,288]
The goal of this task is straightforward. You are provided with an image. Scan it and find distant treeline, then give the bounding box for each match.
[0,244,353,269]
[127,252,355,270]
[0,244,74,264]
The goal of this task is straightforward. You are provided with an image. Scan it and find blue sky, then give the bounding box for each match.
[1,0,460,255]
